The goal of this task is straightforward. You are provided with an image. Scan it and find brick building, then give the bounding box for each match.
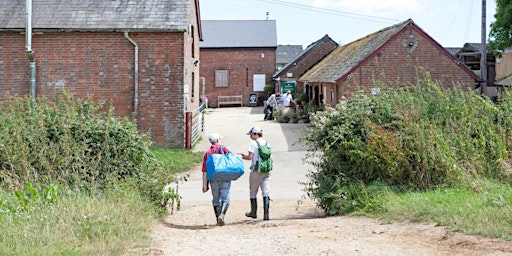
[199,20,277,107]
[272,34,338,98]
[300,19,480,108]
[0,0,202,148]
[275,45,303,72]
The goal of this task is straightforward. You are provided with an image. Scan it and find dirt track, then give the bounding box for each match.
[137,107,512,256]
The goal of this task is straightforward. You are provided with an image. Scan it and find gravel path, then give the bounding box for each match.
[133,107,512,256]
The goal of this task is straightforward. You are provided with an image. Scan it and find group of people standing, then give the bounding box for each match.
[201,127,271,226]
[264,90,296,120]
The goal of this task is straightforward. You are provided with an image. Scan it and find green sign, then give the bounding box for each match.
[281,81,296,94]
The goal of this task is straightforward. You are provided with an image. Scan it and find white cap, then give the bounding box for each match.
[246,127,263,135]
[208,133,223,144]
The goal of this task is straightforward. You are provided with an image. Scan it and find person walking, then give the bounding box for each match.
[240,127,271,220]
[202,133,232,226]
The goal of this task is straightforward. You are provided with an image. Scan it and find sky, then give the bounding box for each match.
[199,0,497,49]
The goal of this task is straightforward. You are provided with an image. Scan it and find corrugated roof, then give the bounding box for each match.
[276,45,303,64]
[300,20,410,83]
[0,0,192,31]
[200,20,277,48]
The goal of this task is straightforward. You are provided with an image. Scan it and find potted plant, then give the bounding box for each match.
[272,109,283,122]
[291,113,299,123]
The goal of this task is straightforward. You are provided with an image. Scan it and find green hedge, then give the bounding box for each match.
[300,77,512,215]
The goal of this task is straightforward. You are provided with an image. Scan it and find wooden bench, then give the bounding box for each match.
[218,95,243,107]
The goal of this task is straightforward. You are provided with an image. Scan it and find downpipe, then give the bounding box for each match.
[124,31,139,123]
[26,0,36,100]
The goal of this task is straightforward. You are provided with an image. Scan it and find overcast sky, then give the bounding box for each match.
[199,0,497,49]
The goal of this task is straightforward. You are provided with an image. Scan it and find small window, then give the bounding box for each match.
[191,25,195,58]
[191,72,195,102]
[215,69,229,87]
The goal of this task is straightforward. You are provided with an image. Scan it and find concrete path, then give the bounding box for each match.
[178,106,312,202]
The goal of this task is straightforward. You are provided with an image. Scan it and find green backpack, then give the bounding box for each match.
[255,140,272,173]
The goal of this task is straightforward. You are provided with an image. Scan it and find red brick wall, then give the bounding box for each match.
[0,31,189,148]
[200,48,276,107]
[342,28,477,98]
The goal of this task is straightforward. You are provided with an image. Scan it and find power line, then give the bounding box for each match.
[464,0,474,42]
[255,0,399,23]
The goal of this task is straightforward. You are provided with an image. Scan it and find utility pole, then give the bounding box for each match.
[480,0,487,94]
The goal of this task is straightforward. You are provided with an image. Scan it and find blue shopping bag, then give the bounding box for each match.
[206,149,244,181]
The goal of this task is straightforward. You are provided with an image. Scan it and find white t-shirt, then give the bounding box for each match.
[283,93,293,107]
[248,137,268,167]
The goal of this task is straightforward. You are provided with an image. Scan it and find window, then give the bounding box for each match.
[191,72,195,102]
[215,69,229,87]
[191,25,195,58]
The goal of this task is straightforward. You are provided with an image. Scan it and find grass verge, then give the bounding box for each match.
[379,180,512,240]
[0,147,203,255]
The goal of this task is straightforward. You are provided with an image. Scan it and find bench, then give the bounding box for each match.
[218,95,243,107]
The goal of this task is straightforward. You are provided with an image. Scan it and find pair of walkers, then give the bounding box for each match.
[201,126,270,226]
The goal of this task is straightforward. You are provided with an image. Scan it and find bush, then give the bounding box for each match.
[264,84,275,95]
[297,93,309,102]
[299,77,512,215]
[0,93,173,212]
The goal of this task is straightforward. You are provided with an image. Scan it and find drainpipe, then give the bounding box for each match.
[124,31,139,122]
[26,0,36,100]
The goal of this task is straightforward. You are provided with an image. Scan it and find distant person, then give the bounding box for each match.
[264,92,281,120]
[283,90,295,108]
[202,133,232,226]
[240,127,271,220]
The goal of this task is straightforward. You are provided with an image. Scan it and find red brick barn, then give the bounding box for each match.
[272,34,338,101]
[299,19,480,108]
[0,0,202,148]
[199,20,277,107]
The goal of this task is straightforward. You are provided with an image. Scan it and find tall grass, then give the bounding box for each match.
[0,186,155,255]
[0,93,204,254]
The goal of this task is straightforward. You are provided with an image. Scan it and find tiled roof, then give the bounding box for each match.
[496,74,512,86]
[276,45,303,64]
[200,20,277,48]
[445,47,461,56]
[0,0,192,31]
[300,20,410,83]
[273,34,338,78]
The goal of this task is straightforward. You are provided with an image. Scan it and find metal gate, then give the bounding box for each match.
[186,103,205,149]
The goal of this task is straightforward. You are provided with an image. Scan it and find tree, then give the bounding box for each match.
[488,0,512,53]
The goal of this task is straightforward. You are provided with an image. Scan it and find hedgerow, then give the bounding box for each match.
[300,76,512,215]
[0,93,176,213]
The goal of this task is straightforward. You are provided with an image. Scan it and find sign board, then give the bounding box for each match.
[249,93,257,106]
[281,81,296,94]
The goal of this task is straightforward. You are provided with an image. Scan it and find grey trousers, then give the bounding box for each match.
[249,170,270,198]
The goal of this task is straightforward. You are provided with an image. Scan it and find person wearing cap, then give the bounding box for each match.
[239,127,271,220]
[202,133,232,226]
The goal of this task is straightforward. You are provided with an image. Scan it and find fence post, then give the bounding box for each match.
[185,112,191,149]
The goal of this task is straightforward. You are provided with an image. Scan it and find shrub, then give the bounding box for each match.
[0,93,173,212]
[300,77,512,215]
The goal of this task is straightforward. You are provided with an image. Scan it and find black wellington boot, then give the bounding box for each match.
[245,198,257,219]
[213,205,221,225]
[218,202,229,226]
[263,196,270,221]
